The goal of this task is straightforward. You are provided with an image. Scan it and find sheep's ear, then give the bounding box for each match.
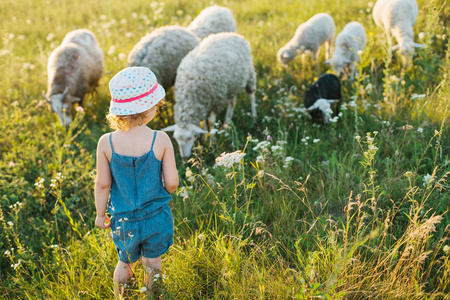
[392,44,400,51]
[161,125,176,132]
[193,125,207,134]
[412,42,425,48]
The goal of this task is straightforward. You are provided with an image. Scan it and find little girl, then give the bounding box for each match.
[94,67,178,297]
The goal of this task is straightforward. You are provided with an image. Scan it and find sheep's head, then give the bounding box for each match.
[43,88,81,126]
[393,42,425,67]
[277,47,296,64]
[162,123,207,158]
[306,99,339,124]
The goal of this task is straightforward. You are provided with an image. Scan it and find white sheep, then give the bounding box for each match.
[187,5,237,39]
[372,0,424,66]
[277,13,335,64]
[326,21,366,80]
[162,32,257,158]
[44,29,104,126]
[127,26,200,91]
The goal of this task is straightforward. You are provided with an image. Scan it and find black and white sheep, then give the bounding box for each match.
[162,32,257,158]
[326,22,366,80]
[44,29,104,126]
[187,5,237,40]
[372,0,424,67]
[127,26,200,91]
[277,13,335,65]
[304,73,341,124]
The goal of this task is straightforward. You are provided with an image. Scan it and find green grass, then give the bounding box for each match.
[0,0,449,298]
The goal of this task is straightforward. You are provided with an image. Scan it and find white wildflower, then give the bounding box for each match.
[215,151,245,169]
[253,141,270,151]
[140,287,147,293]
[7,221,13,227]
[419,32,425,40]
[348,100,357,108]
[4,250,11,256]
[422,173,433,187]
[107,45,116,56]
[50,245,58,248]
[444,245,450,255]
[118,53,127,60]
[417,127,423,133]
[313,139,320,143]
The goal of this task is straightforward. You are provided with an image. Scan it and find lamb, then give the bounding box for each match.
[326,22,366,80]
[304,73,341,124]
[127,26,200,91]
[44,29,104,126]
[372,0,424,67]
[277,13,335,64]
[162,32,257,158]
[187,5,237,40]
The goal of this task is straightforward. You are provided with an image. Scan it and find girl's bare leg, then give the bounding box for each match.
[114,261,134,299]
[141,256,162,291]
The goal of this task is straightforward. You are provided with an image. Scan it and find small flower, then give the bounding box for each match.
[266,135,272,140]
[4,250,11,256]
[419,32,425,40]
[313,139,320,143]
[107,45,116,56]
[7,221,13,227]
[417,127,423,133]
[140,287,147,293]
[128,232,134,237]
[444,245,450,255]
[118,53,127,61]
[76,106,84,112]
[422,173,433,187]
[215,151,246,168]
[46,33,55,41]
[50,244,58,248]
[404,171,413,177]
[8,161,15,167]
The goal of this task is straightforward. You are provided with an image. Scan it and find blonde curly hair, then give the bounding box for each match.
[106,100,164,131]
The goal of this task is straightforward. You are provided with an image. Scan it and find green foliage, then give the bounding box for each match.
[1,0,449,299]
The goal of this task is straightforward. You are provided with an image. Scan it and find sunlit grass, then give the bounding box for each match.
[0,0,449,298]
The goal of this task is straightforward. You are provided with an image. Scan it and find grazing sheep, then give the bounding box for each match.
[277,13,335,65]
[44,29,104,126]
[372,0,424,67]
[326,22,366,80]
[162,32,257,158]
[127,26,200,91]
[304,73,341,124]
[187,5,237,39]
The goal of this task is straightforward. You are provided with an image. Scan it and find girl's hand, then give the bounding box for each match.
[95,215,111,229]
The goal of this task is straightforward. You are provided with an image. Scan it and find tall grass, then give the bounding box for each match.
[1,0,449,299]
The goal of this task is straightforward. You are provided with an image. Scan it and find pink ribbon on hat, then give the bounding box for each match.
[112,83,159,103]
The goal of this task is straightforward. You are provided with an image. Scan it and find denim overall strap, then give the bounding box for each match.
[151,131,157,151]
[109,133,115,154]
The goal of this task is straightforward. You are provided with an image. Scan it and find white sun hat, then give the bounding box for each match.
[109,67,166,115]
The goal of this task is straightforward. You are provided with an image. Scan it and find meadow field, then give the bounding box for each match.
[0,0,449,298]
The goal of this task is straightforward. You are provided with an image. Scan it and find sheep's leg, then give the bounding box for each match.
[208,111,216,130]
[350,63,356,81]
[225,97,236,124]
[248,92,257,118]
[325,40,332,61]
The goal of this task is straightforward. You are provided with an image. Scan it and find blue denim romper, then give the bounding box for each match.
[108,132,173,263]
